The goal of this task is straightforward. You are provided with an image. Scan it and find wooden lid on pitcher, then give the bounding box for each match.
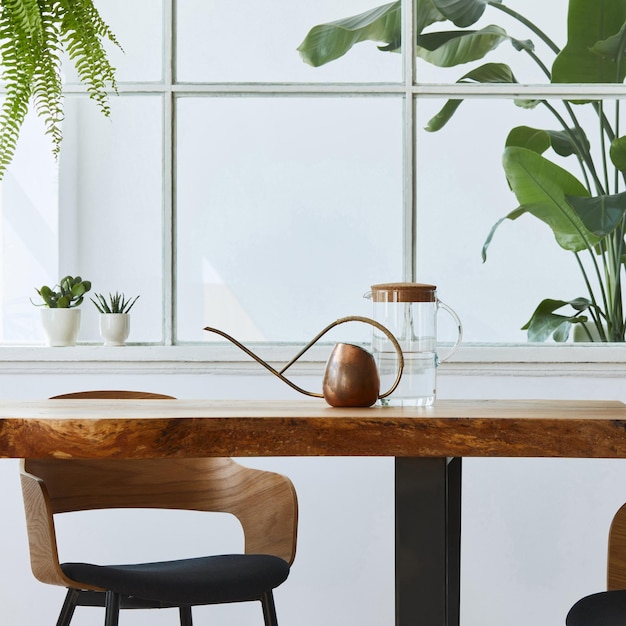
[369,282,437,303]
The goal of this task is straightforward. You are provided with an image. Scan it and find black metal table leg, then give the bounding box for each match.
[395,457,462,626]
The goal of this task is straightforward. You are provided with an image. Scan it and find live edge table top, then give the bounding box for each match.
[0,398,625,460]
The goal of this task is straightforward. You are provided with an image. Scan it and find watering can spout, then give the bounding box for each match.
[203,316,404,408]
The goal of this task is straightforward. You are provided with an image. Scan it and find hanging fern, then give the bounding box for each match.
[0,0,120,179]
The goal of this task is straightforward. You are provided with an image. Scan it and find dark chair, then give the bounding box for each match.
[567,502,626,625]
[20,390,298,626]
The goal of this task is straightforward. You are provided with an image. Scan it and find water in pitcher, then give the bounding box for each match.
[375,350,437,407]
[367,283,462,406]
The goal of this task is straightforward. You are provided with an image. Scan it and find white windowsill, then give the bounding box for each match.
[0,343,625,377]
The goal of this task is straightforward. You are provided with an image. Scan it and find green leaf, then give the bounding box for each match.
[505,126,551,154]
[552,0,626,84]
[71,283,86,298]
[416,0,448,35]
[482,205,528,261]
[504,126,592,159]
[590,21,626,63]
[425,62,516,131]
[297,1,402,67]
[57,295,69,309]
[547,128,591,157]
[502,146,595,252]
[432,0,500,28]
[565,192,626,237]
[425,100,463,132]
[521,298,591,342]
[610,135,626,171]
[417,24,509,67]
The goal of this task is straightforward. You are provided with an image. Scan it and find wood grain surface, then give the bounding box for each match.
[1,398,626,459]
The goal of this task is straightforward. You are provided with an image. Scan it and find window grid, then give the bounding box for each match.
[43,1,626,347]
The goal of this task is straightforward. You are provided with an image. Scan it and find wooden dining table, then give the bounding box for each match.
[2,397,626,626]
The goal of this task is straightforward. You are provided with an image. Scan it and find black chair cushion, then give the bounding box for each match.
[567,589,626,626]
[61,554,290,606]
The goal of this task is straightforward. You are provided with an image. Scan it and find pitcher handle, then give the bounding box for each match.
[437,301,463,363]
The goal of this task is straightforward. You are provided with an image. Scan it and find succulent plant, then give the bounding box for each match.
[35,276,91,308]
[91,292,140,315]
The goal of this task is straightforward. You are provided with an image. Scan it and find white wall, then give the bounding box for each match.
[1,368,624,626]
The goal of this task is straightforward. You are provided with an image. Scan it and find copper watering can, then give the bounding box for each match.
[203,316,404,407]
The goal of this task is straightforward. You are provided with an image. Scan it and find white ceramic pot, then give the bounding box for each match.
[40,308,81,347]
[572,321,606,342]
[99,313,130,346]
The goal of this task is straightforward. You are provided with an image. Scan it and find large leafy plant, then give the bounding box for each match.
[0,0,119,179]
[298,0,626,342]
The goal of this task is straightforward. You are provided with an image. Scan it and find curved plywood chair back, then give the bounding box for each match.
[608,502,626,590]
[50,390,175,400]
[20,391,298,591]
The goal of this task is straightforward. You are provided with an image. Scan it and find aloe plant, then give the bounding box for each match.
[0,0,120,180]
[299,0,626,342]
[91,292,139,314]
[35,276,91,308]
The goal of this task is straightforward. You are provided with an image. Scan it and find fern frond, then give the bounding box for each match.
[0,0,120,179]
[0,0,38,175]
[58,0,120,116]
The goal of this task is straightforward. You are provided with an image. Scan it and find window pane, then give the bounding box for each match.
[176,0,401,83]
[0,113,58,343]
[63,0,164,84]
[416,97,619,343]
[59,96,164,343]
[416,0,567,85]
[176,97,403,343]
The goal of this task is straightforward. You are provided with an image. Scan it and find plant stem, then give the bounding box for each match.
[489,2,560,55]
[599,101,611,194]
[574,252,606,340]
[541,101,602,194]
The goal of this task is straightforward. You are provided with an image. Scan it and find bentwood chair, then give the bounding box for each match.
[567,502,626,625]
[20,390,298,626]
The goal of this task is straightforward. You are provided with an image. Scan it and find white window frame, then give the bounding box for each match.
[2,0,626,376]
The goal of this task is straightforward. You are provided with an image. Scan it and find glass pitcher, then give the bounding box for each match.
[365,283,462,406]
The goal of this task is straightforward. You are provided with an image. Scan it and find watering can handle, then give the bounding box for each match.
[204,316,404,401]
[279,316,404,400]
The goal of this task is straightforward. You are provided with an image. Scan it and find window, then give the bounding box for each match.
[1,0,624,351]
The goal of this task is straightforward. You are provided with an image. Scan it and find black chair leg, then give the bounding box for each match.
[56,588,82,626]
[261,591,279,626]
[104,590,121,626]
[179,605,193,626]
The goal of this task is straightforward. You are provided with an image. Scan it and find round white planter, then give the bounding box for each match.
[40,308,81,347]
[99,313,130,346]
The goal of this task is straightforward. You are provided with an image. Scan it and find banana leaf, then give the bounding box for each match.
[425,62,515,131]
[432,0,500,28]
[501,146,595,252]
[590,21,626,62]
[505,125,591,158]
[417,24,508,66]
[505,126,551,154]
[297,0,451,68]
[521,298,591,342]
[547,128,591,157]
[610,135,626,171]
[565,192,626,237]
[482,205,527,261]
[552,0,626,84]
[297,1,401,67]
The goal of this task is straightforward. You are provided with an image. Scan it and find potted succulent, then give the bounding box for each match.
[33,276,92,346]
[91,292,140,346]
[298,0,626,342]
